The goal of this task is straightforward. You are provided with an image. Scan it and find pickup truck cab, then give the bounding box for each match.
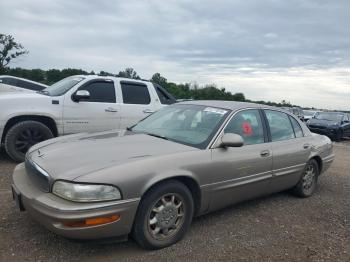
[0,75,176,161]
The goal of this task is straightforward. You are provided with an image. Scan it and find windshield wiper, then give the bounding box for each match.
[146,133,169,140]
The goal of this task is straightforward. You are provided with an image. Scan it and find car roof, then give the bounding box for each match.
[0,75,48,87]
[176,100,279,111]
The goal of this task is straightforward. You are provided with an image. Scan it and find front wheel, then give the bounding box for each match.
[132,180,194,250]
[4,121,53,162]
[292,159,319,198]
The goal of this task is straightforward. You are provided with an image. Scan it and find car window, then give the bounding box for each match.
[17,79,44,91]
[224,109,265,145]
[121,82,151,104]
[1,77,17,86]
[265,110,295,142]
[289,116,304,138]
[78,81,116,103]
[343,114,349,121]
[132,105,229,149]
[155,86,173,104]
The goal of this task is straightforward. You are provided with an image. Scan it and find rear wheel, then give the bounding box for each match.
[292,159,319,198]
[5,121,53,162]
[132,180,194,250]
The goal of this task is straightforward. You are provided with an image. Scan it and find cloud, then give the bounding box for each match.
[0,0,350,109]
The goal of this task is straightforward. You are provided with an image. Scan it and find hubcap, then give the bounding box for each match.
[15,129,44,153]
[148,194,185,240]
[302,164,315,190]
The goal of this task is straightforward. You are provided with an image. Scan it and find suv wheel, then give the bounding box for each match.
[132,180,194,250]
[5,121,53,162]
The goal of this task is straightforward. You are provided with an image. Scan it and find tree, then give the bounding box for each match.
[151,73,168,86]
[0,34,28,71]
[117,68,140,79]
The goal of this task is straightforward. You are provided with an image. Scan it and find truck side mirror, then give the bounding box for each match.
[72,90,90,102]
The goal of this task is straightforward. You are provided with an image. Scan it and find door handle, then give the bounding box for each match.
[143,109,155,114]
[260,150,270,157]
[303,143,311,149]
[105,107,118,113]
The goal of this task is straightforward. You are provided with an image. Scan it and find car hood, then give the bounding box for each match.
[27,130,197,181]
[308,119,340,127]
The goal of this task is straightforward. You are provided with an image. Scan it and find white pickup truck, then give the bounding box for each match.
[0,75,176,161]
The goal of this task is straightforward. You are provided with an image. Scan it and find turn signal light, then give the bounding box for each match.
[63,215,120,228]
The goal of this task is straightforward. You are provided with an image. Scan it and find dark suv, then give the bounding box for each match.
[307,112,350,141]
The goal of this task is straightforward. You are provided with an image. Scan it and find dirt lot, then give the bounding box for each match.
[0,142,349,262]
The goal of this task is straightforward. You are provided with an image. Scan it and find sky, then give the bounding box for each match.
[1,0,350,110]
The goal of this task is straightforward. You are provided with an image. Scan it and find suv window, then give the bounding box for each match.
[121,82,151,104]
[78,81,116,103]
[289,116,304,138]
[265,110,295,141]
[224,109,265,145]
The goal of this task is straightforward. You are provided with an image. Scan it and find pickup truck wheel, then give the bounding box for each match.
[292,159,319,198]
[5,121,53,162]
[132,180,194,250]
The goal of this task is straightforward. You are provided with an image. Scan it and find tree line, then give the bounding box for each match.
[0,66,295,107]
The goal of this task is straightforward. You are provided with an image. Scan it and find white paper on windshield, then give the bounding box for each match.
[203,107,228,115]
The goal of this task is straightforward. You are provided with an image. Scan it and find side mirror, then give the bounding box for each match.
[73,90,90,102]
[219,133,244,148]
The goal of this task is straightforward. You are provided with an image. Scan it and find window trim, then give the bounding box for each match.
[73,79,116,103]
[120,80,151,105]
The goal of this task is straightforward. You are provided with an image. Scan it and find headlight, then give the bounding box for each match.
[52,181,121,202]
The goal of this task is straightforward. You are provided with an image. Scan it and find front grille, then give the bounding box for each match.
[25,158,50,192]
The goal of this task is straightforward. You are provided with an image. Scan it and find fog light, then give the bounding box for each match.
[63,215,120,227]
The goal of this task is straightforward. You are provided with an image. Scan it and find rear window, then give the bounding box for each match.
[121,82,151,104]
[265,110,295,142]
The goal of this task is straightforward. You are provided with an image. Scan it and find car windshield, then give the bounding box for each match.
[41,76,85,96]
[315,112,343,121]
[131,104,230,149]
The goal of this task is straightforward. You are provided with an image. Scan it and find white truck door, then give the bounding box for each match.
[62,79,121,134]
[118,80,158,129]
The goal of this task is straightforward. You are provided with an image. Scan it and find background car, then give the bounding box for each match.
[12,101,334,249]
[307,111,350,141]
[0,75,48,92]
[303,109,321,122]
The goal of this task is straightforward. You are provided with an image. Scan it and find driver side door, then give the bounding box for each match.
[208,109,273,211]
[62,79,121,134]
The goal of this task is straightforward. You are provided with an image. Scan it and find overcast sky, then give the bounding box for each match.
[1,0,350,109]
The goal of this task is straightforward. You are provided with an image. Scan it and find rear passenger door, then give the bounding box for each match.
[264,110,311,192]
[118,81,157,128]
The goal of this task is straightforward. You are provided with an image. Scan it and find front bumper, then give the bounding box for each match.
[11,163,140,240]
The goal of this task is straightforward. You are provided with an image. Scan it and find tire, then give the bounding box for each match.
[335,130,343,142]
[292,159,319,198]
[5,121,53,162]
[132,180,194,250]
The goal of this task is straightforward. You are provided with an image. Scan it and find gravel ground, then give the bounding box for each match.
[0,141,349,262]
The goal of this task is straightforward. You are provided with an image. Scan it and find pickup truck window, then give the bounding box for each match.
[78,81,116,103]
[155,85,174,105]
[121,82,151,104]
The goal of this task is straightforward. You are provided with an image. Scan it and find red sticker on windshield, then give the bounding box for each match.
[242,122,253,136]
